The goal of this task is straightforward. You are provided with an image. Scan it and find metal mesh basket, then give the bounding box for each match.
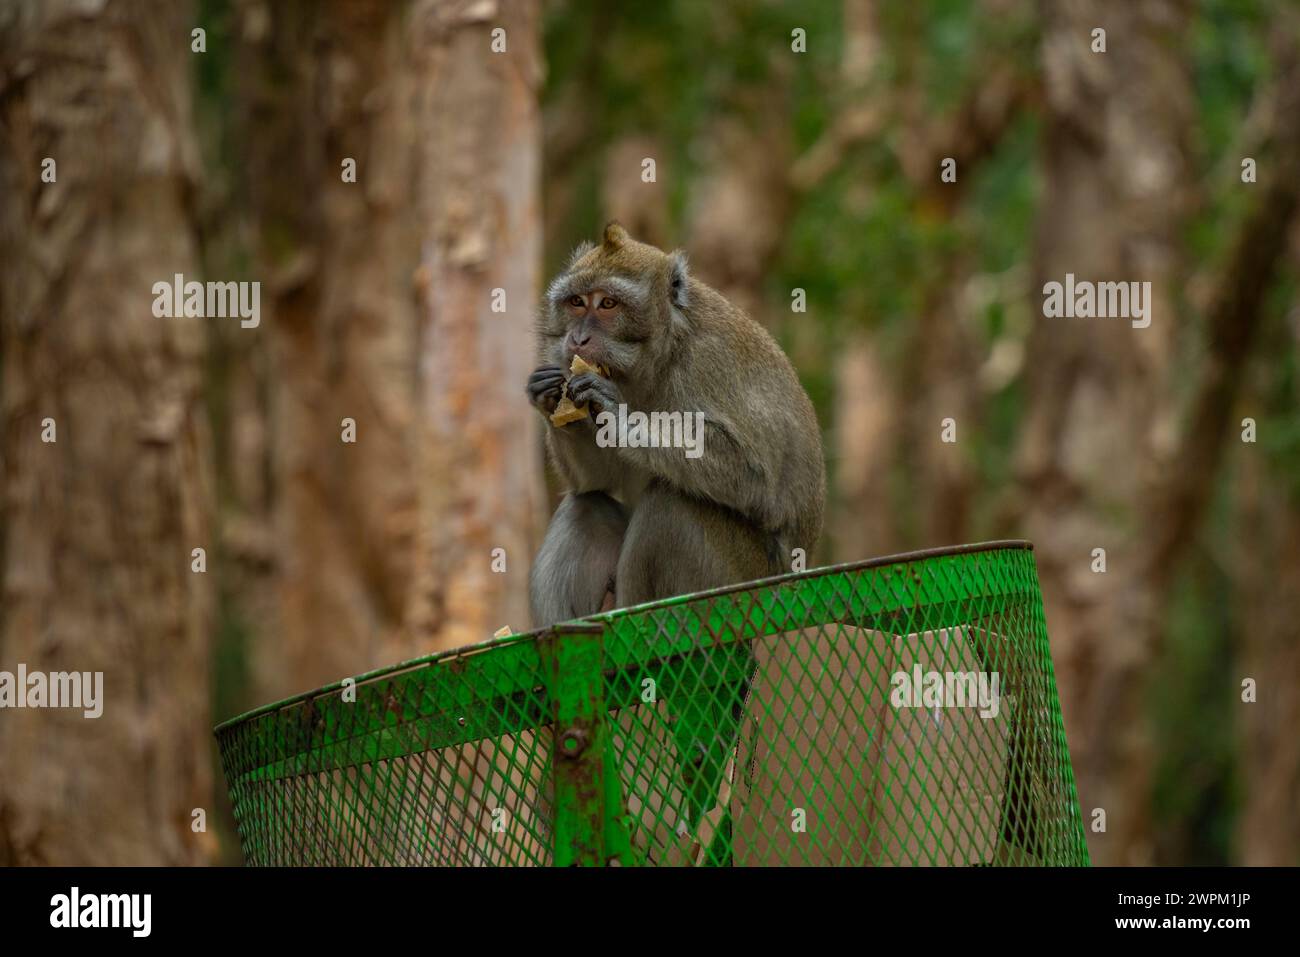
[215,541,1089,866]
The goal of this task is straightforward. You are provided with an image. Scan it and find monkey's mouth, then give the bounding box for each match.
[566,350,612,377]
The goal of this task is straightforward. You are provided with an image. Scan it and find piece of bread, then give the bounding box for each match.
[549,355,607,428]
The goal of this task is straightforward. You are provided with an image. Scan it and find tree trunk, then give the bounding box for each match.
[1009,0,1194,866]
[236,0,423,697]
[831,335,902,559]
[238,0,544,681]
[0,0,213,865]
[1234,463,1300,864]
[406,0,544,650]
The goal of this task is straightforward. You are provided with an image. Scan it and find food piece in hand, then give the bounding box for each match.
[548,355,608,428]
[548,395,588,428]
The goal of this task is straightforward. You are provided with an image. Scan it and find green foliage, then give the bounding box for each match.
[1257,273,1300,500]
[543,0,843,261]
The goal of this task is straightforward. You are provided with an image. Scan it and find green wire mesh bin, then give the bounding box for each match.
[215,540,1089,866]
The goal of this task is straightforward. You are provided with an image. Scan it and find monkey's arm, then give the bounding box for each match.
[567,371,815,543]
[526,364,567,415]
[531,364,645,501]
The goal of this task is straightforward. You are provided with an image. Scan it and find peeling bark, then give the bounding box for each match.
[407,0,544,651]
[0,0,213,865]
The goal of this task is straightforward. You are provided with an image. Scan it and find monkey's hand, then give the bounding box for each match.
[566,370,624,416]
[526,364,567,415]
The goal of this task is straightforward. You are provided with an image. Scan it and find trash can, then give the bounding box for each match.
[215,540,1089,866]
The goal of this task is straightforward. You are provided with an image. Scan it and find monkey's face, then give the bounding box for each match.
[540,223,690,380]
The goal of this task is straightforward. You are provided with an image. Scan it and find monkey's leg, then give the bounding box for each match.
[529,491,628,628]
[527,492,626,849]
[615,481,775,607]
[616,483,773,864]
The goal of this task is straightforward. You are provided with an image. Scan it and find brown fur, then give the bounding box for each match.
[528,224,825,625]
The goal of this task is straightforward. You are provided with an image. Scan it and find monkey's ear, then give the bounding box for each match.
[566,240,595,269]
[668,250,689,309]
[603,221,629,250]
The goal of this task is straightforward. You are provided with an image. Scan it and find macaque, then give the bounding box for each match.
[527,223,825,627]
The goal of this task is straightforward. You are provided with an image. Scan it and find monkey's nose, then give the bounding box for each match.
[572,329,591,347]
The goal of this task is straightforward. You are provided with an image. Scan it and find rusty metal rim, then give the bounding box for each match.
[610,538,1033,610]
[213,538,1032,734]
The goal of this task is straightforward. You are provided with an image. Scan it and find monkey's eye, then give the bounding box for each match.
[567,295,584,308]
[599,297,618,310]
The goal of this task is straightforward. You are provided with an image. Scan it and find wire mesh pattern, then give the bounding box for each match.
[215,541,1089,866]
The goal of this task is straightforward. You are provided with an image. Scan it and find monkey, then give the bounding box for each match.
[526,222,825,628]
[525,223,825,859]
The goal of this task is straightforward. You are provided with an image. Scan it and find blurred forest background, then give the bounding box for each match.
[1,0,1297,866]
